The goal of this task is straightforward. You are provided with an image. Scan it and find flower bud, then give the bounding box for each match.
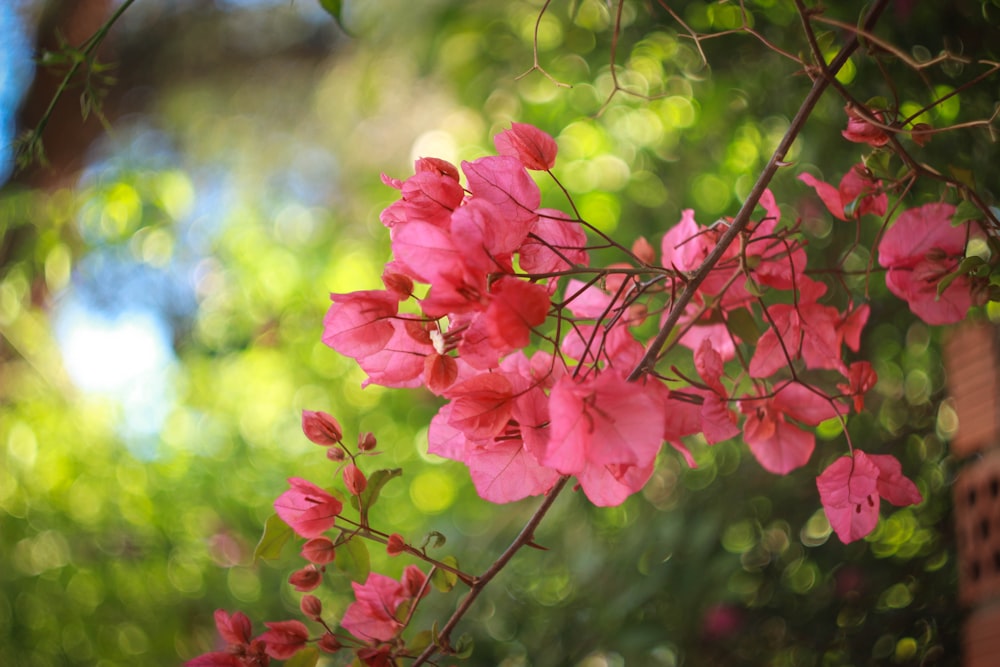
[301,537,337,565]
[300,594,323,621]
[358,431,377,451]
[382,269,414,299]
[288,565,322,592]
[343,464,367,495]
[386,533,406,556]
[302,410,342,446]
[318,632,343,653]
[326,447,346,462]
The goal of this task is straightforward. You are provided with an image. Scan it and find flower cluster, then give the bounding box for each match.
[322,122,934,521]
[187,110,994,664]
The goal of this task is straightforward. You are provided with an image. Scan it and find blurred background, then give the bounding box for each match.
[2,1,998,665]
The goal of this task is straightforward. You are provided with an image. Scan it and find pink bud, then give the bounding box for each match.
[386,533,406,556]
[301,537,337,564]
[318,631,343,653]
[343,464,367,495]
[300,594,323,621]
[301,410,342,446]
[358,432,377,451]
[382,269,414,299]
[288,565,322,592]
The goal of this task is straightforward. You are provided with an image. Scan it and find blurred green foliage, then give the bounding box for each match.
[3,0,998,665]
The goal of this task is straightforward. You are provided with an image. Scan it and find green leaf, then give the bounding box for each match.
[318,0,346,28]
[409,630,434,654]
[953,199,981,224]
[431,555,460,593]
[284,647,320,667]
[863,150,893,179]
[335,536,371,583]
[254,513,293,562]
[356,468,402,514]
[865,95,889,110]
[725,308,760,345]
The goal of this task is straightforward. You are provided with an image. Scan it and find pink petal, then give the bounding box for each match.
[494,123,559,170]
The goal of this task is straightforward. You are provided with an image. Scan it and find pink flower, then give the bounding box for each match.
[842,105,890,146]
[799,163,888,220]
[741,383,843,475]
[878,203,972,324]
[274,478,343,539]
[428,359,560,503]
[817,450,922,543]
[341,566,429,642]
[259,620,309,659]
[185,610,270,667]
[322,290,399,360]
[542,370,662,506]
[749,279,865,378]
[838,361,878,413]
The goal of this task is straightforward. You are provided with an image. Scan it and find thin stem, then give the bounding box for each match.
[18,0,138,167]
[411,476,570,666]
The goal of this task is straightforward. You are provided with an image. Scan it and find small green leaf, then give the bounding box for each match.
[419,530,447,550]
[335,536,371,583]
[948,165,976,190]
[254,514,293,562]
[743,278,767,298]
[284,647,320,667]
[431,556,460,593]
[814,31,835,55]
[317,0,351,31]
[395,598,413,623]
[454,633,475,659]
[936,256,985,297]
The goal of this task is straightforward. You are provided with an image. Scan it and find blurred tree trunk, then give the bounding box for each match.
[15,0,114,190]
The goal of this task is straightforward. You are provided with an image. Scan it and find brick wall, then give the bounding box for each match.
[944,324,1000,667]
